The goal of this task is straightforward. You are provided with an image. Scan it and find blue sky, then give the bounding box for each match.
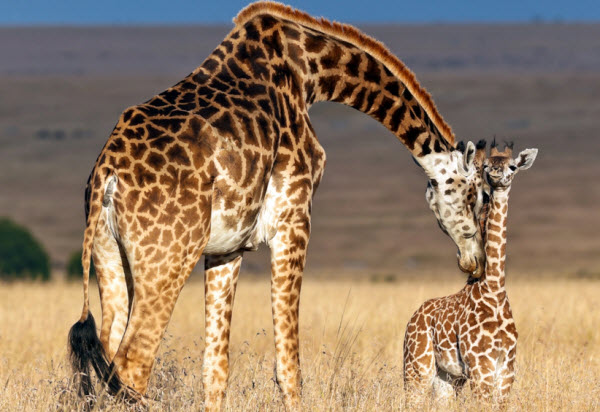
[1,0,599,25]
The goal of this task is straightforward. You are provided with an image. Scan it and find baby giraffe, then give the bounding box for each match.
[403,142,538,403]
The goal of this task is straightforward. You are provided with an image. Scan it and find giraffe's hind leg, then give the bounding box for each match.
[202,252,242,412]
[432,369,461,402]
[109,240,207,396]
[107,189,212,397]
[93,209,133,361]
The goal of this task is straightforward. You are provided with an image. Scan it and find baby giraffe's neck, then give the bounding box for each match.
[482,187,511,297]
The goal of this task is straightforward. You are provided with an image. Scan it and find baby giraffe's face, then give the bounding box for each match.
[484,146,538,190]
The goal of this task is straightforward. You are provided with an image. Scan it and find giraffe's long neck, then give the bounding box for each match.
[229,12,456,158]
[482,188,510,297]
[306,38,452,157]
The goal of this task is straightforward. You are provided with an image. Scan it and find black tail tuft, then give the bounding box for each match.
[68,312,129,400]
[69,313,101,397]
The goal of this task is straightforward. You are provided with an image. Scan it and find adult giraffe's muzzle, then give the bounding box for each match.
[457,238,486,277]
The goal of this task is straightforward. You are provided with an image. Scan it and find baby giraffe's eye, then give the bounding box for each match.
[509,165,517,171]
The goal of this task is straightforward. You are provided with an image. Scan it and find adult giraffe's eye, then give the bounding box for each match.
[509,165,517,171]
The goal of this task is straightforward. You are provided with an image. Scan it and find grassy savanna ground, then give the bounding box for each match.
[0,275,598,411]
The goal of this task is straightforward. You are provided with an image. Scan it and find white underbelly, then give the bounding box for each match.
[436,352,464,377]
[203,192,279,256]
[203,211,252,255]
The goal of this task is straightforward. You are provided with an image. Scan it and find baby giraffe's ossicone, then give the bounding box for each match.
[403,141,538,405]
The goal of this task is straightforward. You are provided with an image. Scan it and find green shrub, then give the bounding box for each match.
[66,249,95,279]
[0,217,50,281]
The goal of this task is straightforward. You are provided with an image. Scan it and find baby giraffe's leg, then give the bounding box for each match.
[465,353,496,399]
[496,319,518,401]
[432,370,458,402]
[403,307,436,405]
[495,349,517,401]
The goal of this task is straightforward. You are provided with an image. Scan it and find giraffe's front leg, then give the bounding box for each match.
[494,344,517,402]
[496,316,518,401]
[464,353,496,400]
[269,209,310,411]
[202,252,243,412]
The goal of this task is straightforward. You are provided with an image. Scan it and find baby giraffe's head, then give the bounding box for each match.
[484,141,538,190]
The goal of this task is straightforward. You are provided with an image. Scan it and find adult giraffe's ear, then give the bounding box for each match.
[461,141,476,173]
[515,148,538,171]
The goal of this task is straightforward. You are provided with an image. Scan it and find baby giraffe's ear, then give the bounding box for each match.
[474,139,487,168]
[515,148,538,171]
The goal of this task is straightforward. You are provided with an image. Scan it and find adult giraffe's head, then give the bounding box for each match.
[420,140,488,277]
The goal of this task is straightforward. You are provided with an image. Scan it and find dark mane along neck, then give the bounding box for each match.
[232,2,456,157]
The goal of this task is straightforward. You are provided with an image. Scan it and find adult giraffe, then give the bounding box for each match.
[68,2,487,410]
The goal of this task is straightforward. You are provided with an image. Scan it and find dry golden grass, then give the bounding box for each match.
[0,275,599,411]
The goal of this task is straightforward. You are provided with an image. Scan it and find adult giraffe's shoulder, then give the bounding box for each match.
[68,2,488,410]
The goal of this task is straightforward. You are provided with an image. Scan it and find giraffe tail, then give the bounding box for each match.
[68,169,128,400]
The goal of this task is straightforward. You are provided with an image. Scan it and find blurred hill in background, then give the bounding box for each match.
[1,23,598,278]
